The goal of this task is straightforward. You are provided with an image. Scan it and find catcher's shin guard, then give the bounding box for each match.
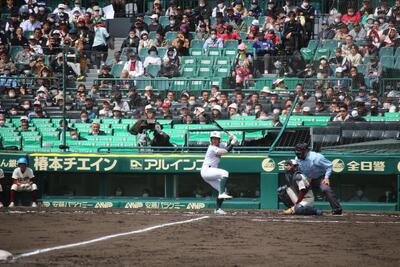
[278,186,294,208]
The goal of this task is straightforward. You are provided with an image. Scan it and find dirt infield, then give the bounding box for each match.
[1,209,400,267]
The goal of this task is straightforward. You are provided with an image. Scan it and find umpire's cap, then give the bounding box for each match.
[295,143,309,151]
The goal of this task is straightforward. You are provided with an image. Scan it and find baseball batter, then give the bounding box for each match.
[0,168,4,208]
[278,160,322,215]
[9,157,38,207]
[201,131,238,215]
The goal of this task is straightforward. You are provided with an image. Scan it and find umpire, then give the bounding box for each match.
[294,143,342,215]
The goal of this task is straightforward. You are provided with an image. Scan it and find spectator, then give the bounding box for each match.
[92,21,110,67]
[98,100,113,118]
[342,7,361,24]
[366,56,383,89]
[112,106,124,119]
[212,0,227,18]
[229,12,247,33]
[253,32,276,74]
[158,47,180,78]
[329,48,350,75]
[349,21,367,41]
[203,29,223,50]
[16,116,30,132]
[272,113,283,127]
[10,27,28,46]
[143,46,162,69]
[138,31,155,54]
[332,104,352,121]
[347,45,362,66]
[122,54,144,78]
[282,11,303,50]
[165,1,178,17]
[20,13,42,32]
[98,65,114,87]
[120,30,140,52]
[112,91,130,113]
[148,14,163,33]
[228,103,240,118]
[383,27,400,47]
[350,66,366,89]
[78,110,92,123]
[89,121,106,135]
[28,101,48,120]
[153,30,168,48]
[195,0,212,19]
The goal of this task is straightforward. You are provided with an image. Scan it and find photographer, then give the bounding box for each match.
[129,105,173,149]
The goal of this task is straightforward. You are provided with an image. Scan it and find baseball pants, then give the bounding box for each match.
[201,167,229,193]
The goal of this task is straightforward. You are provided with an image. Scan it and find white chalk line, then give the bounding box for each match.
[13,215,209,260]
[251,218,400,224]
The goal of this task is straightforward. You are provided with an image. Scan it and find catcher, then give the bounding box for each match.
[278,159,322,215]
[9,157,38,207]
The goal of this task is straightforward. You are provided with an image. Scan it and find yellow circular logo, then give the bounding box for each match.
[262,158,275,172]
[332,159,345,173]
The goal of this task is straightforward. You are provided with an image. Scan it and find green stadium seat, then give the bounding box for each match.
[198,57,214,66]
[380,56,394,69]
[146,64,161,77]
[165,31,178,42]
[10,46,23,59]
[159,16,169,27]
[214,66,231,77]
[181,65,197,77]
[321,40,339,50]
[207,47,223,56]
[157,47,167,58]
[41,131,60,141]
[214,57,232,67]
[22,136,42,146]
[300,47,314,61]
[395,47,400,58]
[313,48,330,61]
[148,31,157,40]
[23,31,34,39]
[307,39,319,50]
[181,56,197,66]
[239,32,248,40]
[198,66,213,77]
[190,39,205,49]
[224,48,238,57]
[103,118,122,124]
[189,48,203,56]
[379,47,394,58]
[139,47,149,60]
[143,16,152,25]
[111,64,124,77]
[2,136,22,149]
[224,40,239,48]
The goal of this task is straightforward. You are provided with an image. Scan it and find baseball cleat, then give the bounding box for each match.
[214,209,227,215]
[218,192,233,199]
[332,209,343,215]
[8,202,15,208]
[31,202,38,208]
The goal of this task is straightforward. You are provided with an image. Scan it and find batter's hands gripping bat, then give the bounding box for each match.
[211,119,238,145]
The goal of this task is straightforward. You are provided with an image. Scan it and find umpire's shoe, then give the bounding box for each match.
[332,208,343,215]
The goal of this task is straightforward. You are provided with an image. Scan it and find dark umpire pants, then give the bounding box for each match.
[311,178,342,211]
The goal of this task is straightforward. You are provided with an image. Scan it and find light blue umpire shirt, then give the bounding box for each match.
[295,151,332,180]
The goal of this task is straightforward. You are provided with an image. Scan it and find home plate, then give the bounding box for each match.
[0,250,13,261]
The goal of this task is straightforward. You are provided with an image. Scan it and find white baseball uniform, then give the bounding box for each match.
[286,173,314,207]
[11,167,37,191]
[201,143,229,192]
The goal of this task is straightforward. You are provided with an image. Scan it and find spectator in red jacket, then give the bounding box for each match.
[342,7,361,24]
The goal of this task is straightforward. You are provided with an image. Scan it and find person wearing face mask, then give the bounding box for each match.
[153,30,167,48]
[297,0,315,42]
[112,91,130,113]
[283,0,296,15]
[123,53,144,78]
[28,101,48,120]
[138,31,155,54]
[294,143,342,215]
[120,30,140,52]
[195,0,212,19]
[333,103,353,122]
[203,29,223,50]
[143,46,162,69]
[5,88,17,99]
[366,56,383,90]
[158,47,180,78]
[165,1,178,17]
[342,7,361,24]
[212,0,226,18]
[374,0,392,17]
[164,15,180,32]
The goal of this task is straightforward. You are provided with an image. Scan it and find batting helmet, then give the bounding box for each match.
[17,157,28,165]
[285,159,298,166]
[210,131,222,139]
